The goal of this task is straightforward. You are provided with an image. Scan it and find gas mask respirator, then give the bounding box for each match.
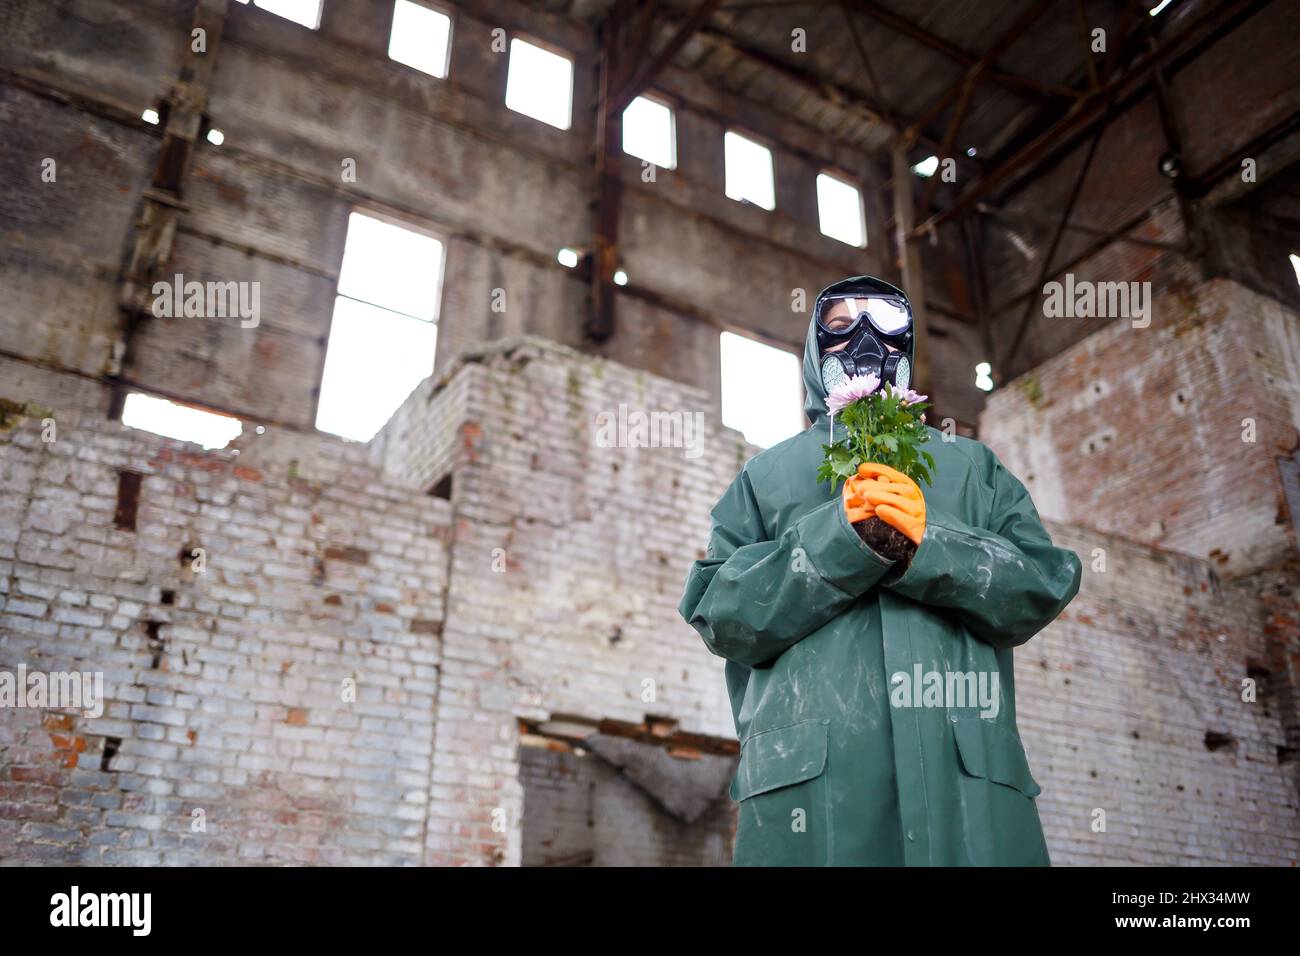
[814,279,915,397]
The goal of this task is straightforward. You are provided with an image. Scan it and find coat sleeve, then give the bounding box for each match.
[883,448,1081,651]
[679,467,897,668]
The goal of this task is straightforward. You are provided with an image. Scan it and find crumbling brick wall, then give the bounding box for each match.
[519,744,733,867]
[0,400,453,864]
[1019,523,1300,865]
[376,338,743,865]
[980,275,1300,862]
[387,335,1298,865]
[980,277,1300,576]
[3,329,1298,865]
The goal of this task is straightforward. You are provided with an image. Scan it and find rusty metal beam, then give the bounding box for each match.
[985,202,1182,318]
[976,202,1188,252]
[892,144,930,394]
[959,213,996,374]
[901,0,1061,148]
[110,0,229,419]
[1142,14,1199,258]
[719,0,820,8]
[917,74,977,213]
[1000,110,1111,377]
[642,3,983,164]
[610,0,724,115]
[1073,0,1101,91]
[588,3,635,343]
[911,0,1264,239]
[840,2,898,131]
[520,714,740,757]
[1184,108,1300,198]
[842,0,1075,101]
[686,21,978,166]
[698,23,892,130]
[623,0,661,76]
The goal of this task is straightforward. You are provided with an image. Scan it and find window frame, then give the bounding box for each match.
[313,207,448,438]
[120,391,245,451]
[233,0,323,31]
[334,206,447,324]
[503,33,576,131]
[622,92,678,170]
[387,0,455,80]
[723,128,777,212]
[815,168,868,248]
[718,328,805,448]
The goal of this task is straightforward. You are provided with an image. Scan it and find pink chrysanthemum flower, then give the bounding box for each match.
[826,373,881,415]
[885,382,929,406]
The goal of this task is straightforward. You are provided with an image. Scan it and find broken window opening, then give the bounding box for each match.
[427,473,453,500]
[622,95,676,170]
[121,392,243,450]
[113,471,143,532]
[388,0,452,79]
[504,37,573,131]
[316,211,444,442]
[816,171,866,247]
[100,737,122,772]
[723,130,775,211]
[232,0,322,30]
[719,331,802,449]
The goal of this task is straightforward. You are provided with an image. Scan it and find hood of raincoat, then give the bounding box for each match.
[801,310,830,423]
[802,276,915,423]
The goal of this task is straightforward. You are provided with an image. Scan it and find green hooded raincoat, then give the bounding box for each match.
[679,314,1082,866]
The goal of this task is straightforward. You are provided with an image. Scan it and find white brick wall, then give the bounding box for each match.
[3,330,1297,865]
[0,403,452,864]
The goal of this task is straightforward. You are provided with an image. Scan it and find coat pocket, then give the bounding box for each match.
[730,718,832,866]
[951,717,1042,797]
[731,718,829,801]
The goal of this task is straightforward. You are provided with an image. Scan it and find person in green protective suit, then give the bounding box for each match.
[679,276,1082,866]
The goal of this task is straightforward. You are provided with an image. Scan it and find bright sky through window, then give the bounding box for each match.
[724,131,775,210]
[816,173,865,246]
[233,0,322,29]
[388,1,452,78]
[720,332,803,448]
[505,38,573,130]
[622,96,676,169]
[122,393,243,450]
[316,213,443,442]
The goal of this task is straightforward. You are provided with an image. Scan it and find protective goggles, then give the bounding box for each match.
[814,293,912,339]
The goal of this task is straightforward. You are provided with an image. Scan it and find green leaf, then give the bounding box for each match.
[819,389,938,486]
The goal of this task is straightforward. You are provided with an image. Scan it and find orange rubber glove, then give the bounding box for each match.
[842,471,875,524]
[843,462,927,546]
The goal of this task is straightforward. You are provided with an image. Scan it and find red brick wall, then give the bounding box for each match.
[981,277,1300,576]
